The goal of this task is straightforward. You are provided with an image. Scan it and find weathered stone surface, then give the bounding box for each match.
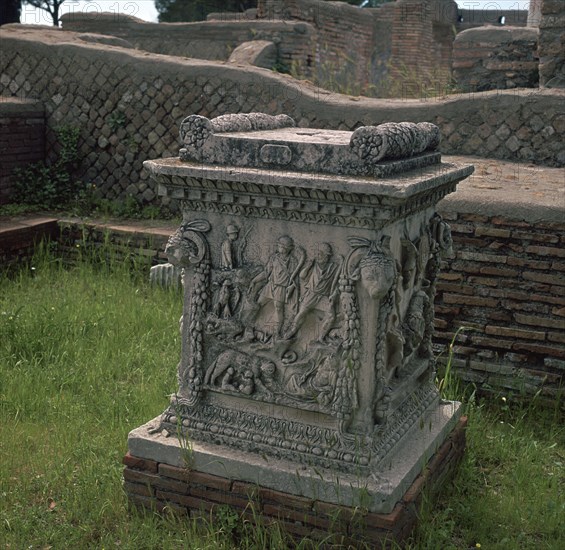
[228,40,277,69]
[7,203,559,400]
[538,0,565,87]
[178,114,442,177]
[76,33,133,49]
[128,114,472,513]
[130,402,462,514]
[453,26,539,92]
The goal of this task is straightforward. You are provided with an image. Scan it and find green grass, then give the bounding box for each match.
[1,245,563,549]
[411,396,564,549]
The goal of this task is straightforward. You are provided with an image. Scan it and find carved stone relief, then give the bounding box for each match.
[165,220,211,405]
[176,113,442,178]
[157,206,457,472]
[143,114,472,476]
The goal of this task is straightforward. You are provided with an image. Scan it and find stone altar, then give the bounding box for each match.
[126,113,473,537]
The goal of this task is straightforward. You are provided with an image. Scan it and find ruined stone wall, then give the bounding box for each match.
[0,27,563,207]
[390,0,434,82]
[453,27,539,92]
[538,0,565,87]
[389,0,458,85]
[452,0,564,93]
[259,0,458,89]
[371,4,396,85]
[0,98,45,204]
[62,1,458,94]
[60,13,314,69]
[260,0,390,87]
[62,4,383,87]
[58,1,562,98]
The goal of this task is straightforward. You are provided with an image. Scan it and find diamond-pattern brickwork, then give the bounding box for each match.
[0,27,563,206]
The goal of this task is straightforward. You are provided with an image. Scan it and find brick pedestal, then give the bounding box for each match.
[123,416,467,547]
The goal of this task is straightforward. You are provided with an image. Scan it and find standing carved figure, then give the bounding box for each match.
[285,243,341,342]
[220,224,239,270]
[248,236,305,337]
[220,223,249,270]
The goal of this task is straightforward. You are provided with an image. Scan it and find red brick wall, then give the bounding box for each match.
[123,417,467,546]
[391,0,434,82]
[435,211,565,398]
[0,99,45,204]
[260,0,380,86]
[388,0,458,94]
[452,27,539,92]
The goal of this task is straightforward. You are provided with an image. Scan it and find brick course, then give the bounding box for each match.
[122,417,467,547]
[453,26,539,93]
[434,210,565,398]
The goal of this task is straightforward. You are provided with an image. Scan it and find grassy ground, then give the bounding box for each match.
[1,247,563,549]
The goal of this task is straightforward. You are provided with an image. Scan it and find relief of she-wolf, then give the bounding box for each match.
[163,210,454,431]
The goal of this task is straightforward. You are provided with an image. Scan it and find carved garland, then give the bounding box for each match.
[181,258,211,404]
[373,281,397,423]
[164,220,211,406]
[163,399,372,473]
[334,269,361,424]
